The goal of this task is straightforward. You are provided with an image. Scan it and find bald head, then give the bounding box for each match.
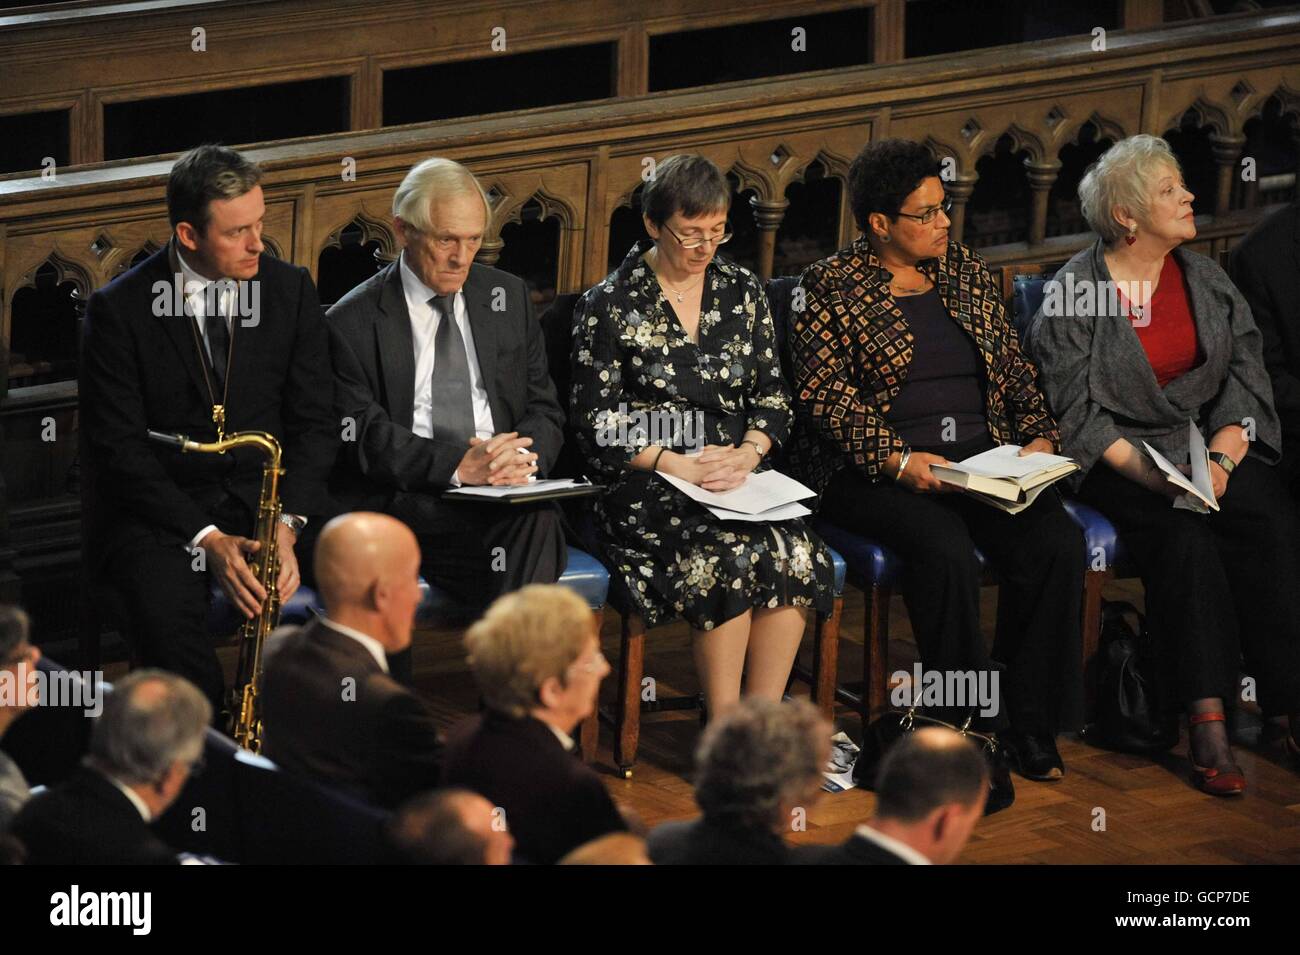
[315,512,418,610]
[874,727,989,823]
[314,513,423,651]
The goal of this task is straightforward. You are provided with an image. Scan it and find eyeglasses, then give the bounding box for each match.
[661,223,733,250]
[894,197,953,225]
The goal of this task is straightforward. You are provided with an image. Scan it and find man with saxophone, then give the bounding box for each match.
[80,144,336,715]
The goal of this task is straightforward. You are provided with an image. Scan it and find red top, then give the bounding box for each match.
[1124,254,1202,388]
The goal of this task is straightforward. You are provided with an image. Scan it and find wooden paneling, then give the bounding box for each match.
[1,6,1299,631]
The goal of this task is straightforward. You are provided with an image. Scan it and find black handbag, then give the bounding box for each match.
[852,708,1015,816]
[1089,600,1179,753]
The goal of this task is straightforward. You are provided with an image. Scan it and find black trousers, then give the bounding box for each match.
[104,493,254,716]
[388,492,567,609]
[822,466,1086,735]
[1078,456,1300,713]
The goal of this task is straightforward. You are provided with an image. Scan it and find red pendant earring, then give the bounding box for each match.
[1125,227,1137,246]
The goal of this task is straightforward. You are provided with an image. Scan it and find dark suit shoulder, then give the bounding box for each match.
[1234,201,1299,256]
[327,264,393,322]
[790,833,910,865]
[11,768,177,865]
[467,261,527,295]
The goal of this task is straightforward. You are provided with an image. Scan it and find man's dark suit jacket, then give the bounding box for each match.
[1230,201,1300,490]
[80,244,337,560]
[260,618,443,809]
[9,766,178,865]
[647,817,792,865]
[790,829,913,865]
[325,259,565,510]
[442,709,625,865]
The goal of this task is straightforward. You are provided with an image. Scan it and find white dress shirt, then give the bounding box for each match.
[322,619,390,674]
[854,823,933,865]
[400,253,495,488]
[177,248,234,553]
[175,247,305,551]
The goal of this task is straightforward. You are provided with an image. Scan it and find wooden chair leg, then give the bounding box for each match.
[865,583,891,723]
[1081,569,1110,724]
[811,597,842,722]
[578,608,603,764]
[614,612,644,778]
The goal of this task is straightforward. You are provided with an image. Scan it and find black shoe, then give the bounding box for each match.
[1004,730,1065,781]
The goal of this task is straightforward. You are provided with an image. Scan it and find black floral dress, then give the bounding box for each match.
[570,240,835,630]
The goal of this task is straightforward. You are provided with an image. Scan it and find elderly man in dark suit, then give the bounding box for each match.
[80,144,337,712]
[443,584,625,865]
[9,670,209,865]
[1230,199,1300,501]
[260,512,442,808]
[793,728,987,865]
[327,157,566,609]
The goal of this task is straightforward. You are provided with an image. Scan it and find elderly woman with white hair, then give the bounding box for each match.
[1028,134,1300,794]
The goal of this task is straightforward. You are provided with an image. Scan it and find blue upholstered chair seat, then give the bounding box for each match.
[1060,498,1125,569]
[415,546,610,624]
[813,519,988,589]
[210,548,612,630]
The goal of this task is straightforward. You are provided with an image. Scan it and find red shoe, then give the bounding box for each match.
[1188,712,1246,796]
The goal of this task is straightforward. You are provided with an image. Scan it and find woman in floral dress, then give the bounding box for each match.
[570,154,835,719]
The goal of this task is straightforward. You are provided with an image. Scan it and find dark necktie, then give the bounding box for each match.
[205,286,230,393]
[429,294,474,445]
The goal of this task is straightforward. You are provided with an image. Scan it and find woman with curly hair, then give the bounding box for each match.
[788,139,1085,781]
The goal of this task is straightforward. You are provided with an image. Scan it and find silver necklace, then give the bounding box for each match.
[649,249,705,302]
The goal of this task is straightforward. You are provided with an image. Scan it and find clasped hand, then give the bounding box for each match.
[457,432,539,487]
[665,444,757,492]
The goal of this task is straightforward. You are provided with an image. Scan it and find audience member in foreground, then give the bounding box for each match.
[387,788,514,865]
[262,512,443,809]
[647,698,829,865]
[795,728,987,865]
[560,833,653,865]
[10,670,208,865]
[1029,134,1300,791]
[0,605,38,832]
[444,584,626,864]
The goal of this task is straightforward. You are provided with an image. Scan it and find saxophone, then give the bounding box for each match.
[148,425,283,752]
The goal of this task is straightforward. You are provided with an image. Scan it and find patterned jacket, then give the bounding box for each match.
[787,236,1059,498]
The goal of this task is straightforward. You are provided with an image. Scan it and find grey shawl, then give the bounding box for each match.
[1026,238,1281,489]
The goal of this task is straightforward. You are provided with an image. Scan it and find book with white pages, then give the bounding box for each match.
[929,444,1079,508]
[657,469,817,521]
[1142,420,1219,513]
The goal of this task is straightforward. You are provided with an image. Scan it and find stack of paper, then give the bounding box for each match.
[657,469,816,522]
[930,445,1078,514]
[442,477,599,503]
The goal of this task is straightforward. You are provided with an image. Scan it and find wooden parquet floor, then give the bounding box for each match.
[408,578,1300,864]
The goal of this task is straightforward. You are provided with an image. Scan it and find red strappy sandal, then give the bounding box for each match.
[1188,712,1246,796]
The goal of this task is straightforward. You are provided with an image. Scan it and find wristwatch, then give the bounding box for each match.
[742,440,766,461]
[279,513,307,535]
[1208,451,1237,476]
